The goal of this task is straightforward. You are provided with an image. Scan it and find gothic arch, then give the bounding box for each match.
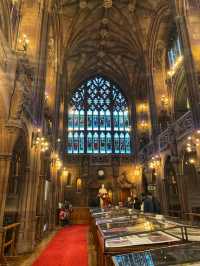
[163,155,181,215]
[147,3,172,116]
[173,66,189,120]
[0,0,12,44]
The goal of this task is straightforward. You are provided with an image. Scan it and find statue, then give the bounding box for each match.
[98,184,108,208]
[117,172,132,189]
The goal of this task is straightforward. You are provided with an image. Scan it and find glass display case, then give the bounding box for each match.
[91,207,136,220]
[90,208,200,266]
[112,243,200,266]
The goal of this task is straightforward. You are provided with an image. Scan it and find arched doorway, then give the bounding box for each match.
[3,136,27,255]
[182,151,200,213]
[164,156,181,216]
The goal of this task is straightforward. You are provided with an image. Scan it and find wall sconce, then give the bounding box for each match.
[185,130,200,153]
[31,128,49,152]
[138,120,149,131]
[18,34,30,52]
[56,158,62,170]
[76,178,82,192]
[149,155,161,170]
[137,102,148,113]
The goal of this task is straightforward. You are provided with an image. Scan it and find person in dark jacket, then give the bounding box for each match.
[152,196,161,214]
[143,193,154,213]
[133,197,141,210]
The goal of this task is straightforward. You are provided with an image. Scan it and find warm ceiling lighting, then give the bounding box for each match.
[137,103,148,113]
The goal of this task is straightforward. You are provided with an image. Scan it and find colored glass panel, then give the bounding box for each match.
[68,132,73,153]
[100,110,105,130]
[113,110,119,131]
[120,133,125,153]
[68,110,74,130]
[93,110,98,130]
[100,132,106,153]
[125,133,131,154]
[119,111,124,130]
[124,110,129,129]
[106,110,111,131]
[106,133,112,153]
[79,132,84,153]
[73,132,79,153]
[87,133,93,153]
[87,110,92,130]
[114,133,120,153]
[79,110,84,130]
[93,132,99,153]
[74,110,79,130]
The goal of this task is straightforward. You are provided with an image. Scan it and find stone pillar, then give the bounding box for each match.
[0,154,12,253]
[0,123,19,261]
[145,55,159,146]
[172,0,200,127]
[16,147,41,253]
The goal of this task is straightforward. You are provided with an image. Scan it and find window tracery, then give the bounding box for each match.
[67,76,131,154]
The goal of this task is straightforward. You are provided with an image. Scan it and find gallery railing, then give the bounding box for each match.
[139,110,194,160]
[2,223,20,256]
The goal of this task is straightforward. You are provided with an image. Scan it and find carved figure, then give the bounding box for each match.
[98,184,108,208]
[117,171,132,189]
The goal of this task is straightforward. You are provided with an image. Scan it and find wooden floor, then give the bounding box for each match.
[7,226,97,266]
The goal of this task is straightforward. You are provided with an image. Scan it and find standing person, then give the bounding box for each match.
[59,208,66,226]
[125,197,133,208]
[143,192,154,213]
[152,196,161,214]
[133,197,141,210]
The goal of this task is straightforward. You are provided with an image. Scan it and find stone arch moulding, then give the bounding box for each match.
[0,0,12,45]
[172,66,188,120]
[147,2,170,77]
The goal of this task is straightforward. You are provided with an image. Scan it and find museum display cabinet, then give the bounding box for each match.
[90,207,139,246]
[112,242,200,266]
[90,208,200,266]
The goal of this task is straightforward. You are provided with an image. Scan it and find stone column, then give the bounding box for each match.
[144,55,159,147]
[172,0,200,127]
[0,154,12,254]
[16,147,41,253]
[0,123,18,258]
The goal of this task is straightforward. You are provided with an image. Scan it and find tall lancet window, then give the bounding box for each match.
[67,76,131,154]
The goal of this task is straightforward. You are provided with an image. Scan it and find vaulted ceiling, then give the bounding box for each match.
[56,0,170,93]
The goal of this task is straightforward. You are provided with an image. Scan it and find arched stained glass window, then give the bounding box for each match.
[167,36,182,69]
[67,76,131,154]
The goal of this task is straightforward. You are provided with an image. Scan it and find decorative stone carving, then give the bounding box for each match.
[0,39,7,70]
[117,171,132,189]
[9,58,34,120]
[175,111,194,140]
[154,42,165,70]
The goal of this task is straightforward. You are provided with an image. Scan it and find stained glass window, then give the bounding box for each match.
[167,36,182,69]
[67,76,131,154]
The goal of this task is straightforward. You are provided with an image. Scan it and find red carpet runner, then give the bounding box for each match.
[33,225,88,266]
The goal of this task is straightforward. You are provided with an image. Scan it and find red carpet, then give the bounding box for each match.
[32,225,88,266]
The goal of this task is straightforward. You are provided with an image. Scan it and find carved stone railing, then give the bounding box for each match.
[139,111,194,162]
[174,111,194,141]
[159,128,170,152]
[138,141,154,163]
